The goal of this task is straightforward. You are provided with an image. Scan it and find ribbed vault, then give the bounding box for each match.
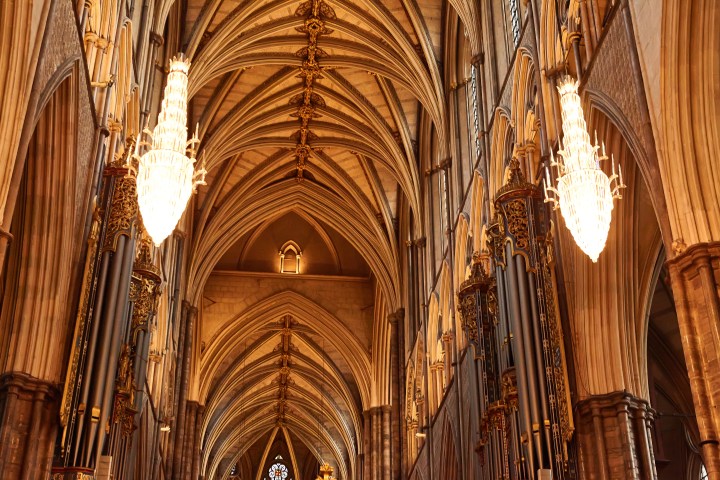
[182,0,448,477]
[200,292,371,479]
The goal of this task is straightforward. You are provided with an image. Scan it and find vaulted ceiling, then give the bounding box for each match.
[179,0,451,478]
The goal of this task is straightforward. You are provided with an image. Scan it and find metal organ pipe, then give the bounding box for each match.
[459,159,574,480]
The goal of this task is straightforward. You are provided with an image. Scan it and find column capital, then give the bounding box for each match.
[387,308,405,324]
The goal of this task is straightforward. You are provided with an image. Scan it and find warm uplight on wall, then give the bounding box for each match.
[543,75,625,262]
[129,54,207,246]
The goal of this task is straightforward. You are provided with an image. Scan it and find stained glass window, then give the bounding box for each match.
[268,462,289,480]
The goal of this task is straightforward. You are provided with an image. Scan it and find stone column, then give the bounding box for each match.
[428,363,439,414]
[441,332,454,390]
[408,419,418,463]
[0,373,59,479]
[415,397,425,453]
[388,309,404,480]
[667,242,720,478]
[172,302,198,480]
[382,405,391,480]
[191,404,205,480]
[575,391,657,480]
[373,407,382,480]
[363,410,371,480]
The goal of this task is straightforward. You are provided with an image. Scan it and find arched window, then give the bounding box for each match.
[268,458,290,480]
[279,241,302,274]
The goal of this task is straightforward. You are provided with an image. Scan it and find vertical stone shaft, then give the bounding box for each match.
[382,405,391,480]
[363,410,371,480]
[575,392,656,480]
[667,243,720,478]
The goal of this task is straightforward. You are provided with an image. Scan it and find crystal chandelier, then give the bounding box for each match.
[543,75,625,262]
[129,55,206,245]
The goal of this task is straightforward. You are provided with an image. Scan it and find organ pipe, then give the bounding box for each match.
[458,159,574,480]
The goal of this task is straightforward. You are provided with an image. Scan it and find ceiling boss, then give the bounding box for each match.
[290,0,335,181]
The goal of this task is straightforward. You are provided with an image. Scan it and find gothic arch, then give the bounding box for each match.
[489,107,514,210]
[584,92,672,251]
[561,107,662,400]
[469,171,485,254]
[438,418,459,480]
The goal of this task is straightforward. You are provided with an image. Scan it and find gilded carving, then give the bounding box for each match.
[102,175,137,253]
[129,236,162,339]
[457,254,496,351]
[289,0,336,180]
[113,344,137,437]
[504,199,530,252]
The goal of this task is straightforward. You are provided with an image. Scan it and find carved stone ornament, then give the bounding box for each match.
[289,0,336,180]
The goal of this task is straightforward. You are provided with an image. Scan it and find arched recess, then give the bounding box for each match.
[469,171,484,254]
[427,294,441,365]
[445,10,476,194]
[187,180,400,311]
[0,63,94,383]
[538,0,563,141]
[412,332,427,437]
[511,49,542,182]
[439,262,452,335]
[489,108,514,212]
[426,293,441,414]
[0,63,94,477]
[584,90,672,252]
[453,214,470,350]
[438,419,459,480]
[643,250,700,479]
[559,105,662,400]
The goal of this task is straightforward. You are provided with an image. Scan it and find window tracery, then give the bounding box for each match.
[268,462,289,480]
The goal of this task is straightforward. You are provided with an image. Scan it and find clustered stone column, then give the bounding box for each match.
[0,374,59,478]
[667,242,720,478]
[388,309,404,480]
[363,406,393,480]
[575,391,657,479]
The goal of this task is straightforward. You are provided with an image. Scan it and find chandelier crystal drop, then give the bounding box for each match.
[131,55,206,246]
[543,75,625,262]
